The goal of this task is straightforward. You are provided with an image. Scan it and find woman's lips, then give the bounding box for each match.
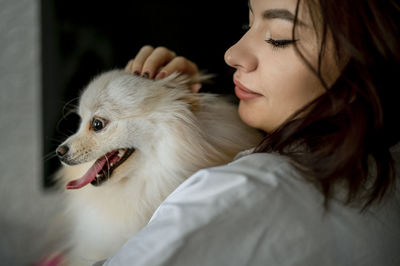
[234,79,262,101]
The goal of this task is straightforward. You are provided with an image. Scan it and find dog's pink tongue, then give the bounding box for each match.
[66,157,107,190]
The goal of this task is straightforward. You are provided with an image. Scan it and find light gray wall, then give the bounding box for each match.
[0,0,60,264]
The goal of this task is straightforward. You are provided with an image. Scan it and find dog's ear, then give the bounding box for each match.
[160,72,215,91]
[158,72,215,113]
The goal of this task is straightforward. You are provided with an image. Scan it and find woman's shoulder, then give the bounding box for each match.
[165,150,321,213]
[196,151,311,194]
[230,150,300,177]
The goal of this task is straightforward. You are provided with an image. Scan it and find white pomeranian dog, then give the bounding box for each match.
[51,70,262,265]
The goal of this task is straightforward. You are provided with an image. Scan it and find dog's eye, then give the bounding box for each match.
[91,118,106,132]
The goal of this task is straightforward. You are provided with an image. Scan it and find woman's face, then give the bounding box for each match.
[225,0,339,132]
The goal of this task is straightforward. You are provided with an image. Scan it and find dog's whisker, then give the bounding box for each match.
[59,132,71,138]
[43,150,55,158]
[55,121,74,137]
[61,97,80,117]
[46,137,67,144]
[43,151,58,162]
[55,98,80,136]
[62,108,78,121]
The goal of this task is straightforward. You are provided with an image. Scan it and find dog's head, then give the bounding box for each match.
[56,70,208,189]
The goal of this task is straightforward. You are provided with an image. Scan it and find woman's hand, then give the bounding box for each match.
[125,45,201,92]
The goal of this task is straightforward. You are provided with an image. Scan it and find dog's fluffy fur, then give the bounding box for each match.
[53,70,262,265]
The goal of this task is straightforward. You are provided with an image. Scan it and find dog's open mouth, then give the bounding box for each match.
[66,148,135,189]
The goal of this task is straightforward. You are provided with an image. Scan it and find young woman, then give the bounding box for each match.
[104,0,400,265]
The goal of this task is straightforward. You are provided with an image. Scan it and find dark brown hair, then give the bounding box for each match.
[255,0,400,210]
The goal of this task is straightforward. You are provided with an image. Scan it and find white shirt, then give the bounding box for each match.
[99,151,400,266]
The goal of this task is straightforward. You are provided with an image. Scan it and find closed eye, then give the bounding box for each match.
[241,24,298,49]
[265,38,298,49]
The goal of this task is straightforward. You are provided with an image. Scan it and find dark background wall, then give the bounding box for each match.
[41,0,248,186]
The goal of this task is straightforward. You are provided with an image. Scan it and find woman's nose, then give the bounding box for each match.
[224,37,258,72]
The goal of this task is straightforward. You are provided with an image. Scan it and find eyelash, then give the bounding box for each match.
[265,38,298,49]
[241,24,298,49]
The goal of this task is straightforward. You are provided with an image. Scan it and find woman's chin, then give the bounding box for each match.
[238,102,262,130]
[238,101,282,133]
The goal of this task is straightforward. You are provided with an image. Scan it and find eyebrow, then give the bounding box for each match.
[248,1,308,27]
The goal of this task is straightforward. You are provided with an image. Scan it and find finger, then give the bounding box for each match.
[141,47,176,79]
[127,45,155,75]
[155,57,199,79]
[191,83,202,93]
[124,59,135,73]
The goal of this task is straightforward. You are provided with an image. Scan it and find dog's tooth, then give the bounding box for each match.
[118,149,124,157]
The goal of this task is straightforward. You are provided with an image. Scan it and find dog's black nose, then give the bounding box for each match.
[56,145,69,158]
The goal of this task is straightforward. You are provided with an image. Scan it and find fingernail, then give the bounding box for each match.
[191,83,202,93]
[133,71,140,76]
[142,72,149,78]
